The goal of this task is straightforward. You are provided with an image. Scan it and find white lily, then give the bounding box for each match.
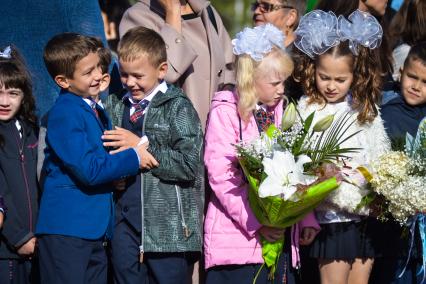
[259,151,312,199]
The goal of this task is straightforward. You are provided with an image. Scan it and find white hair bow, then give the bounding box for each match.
[0,46,12,59]
[337,10,383,55]
[232,23,285,61]
[294,9,383,58]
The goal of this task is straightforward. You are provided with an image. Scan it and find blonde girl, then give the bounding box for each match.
[203,24,321,284]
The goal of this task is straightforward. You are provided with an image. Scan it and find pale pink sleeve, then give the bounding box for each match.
[204,100,262,237]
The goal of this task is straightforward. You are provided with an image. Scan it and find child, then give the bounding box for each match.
[101,27,204,284]
[372,42,426,284]
[0,46,39,283]
[293,10,390,284]
[203,24,320,284]
[35,33,150,284]
[37,44,112,180]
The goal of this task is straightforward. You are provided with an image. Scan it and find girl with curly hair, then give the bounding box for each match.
[0,46,39,284]
[293,10,390,284]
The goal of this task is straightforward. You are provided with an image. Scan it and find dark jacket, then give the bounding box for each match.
[0,119,39,259]
[381,91,426,147]
[105,84,204,252]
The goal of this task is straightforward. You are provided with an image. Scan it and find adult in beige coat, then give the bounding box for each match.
[120,0,235,130]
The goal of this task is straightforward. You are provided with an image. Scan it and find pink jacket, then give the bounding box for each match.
[203,90,320,270]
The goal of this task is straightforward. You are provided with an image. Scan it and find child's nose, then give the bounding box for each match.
[326,82,336,91]
[413,80,421,91]
[126,77,135,87]
[0,94,9,106]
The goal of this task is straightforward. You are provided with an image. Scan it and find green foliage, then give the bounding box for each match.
[305,112,362,171]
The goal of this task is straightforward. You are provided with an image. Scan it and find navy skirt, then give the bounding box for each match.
[309,218,380,259]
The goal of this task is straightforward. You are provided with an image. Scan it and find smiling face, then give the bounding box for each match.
[0,85,24,121]
[119,55,167,101]
[315,54,354,103]
[401,58,426,106]
[62,52,103,98]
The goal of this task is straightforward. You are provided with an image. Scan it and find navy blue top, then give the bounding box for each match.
[381,90,426,146]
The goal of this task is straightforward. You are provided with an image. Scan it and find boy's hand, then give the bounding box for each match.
[17,237,36,256]
[103,127,141,154]
[135,143,159,169]
[113,179,126,191]
[299,227,317,246]
[0,212,3,229]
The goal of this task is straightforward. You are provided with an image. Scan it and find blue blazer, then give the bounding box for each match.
[36,92,139,240]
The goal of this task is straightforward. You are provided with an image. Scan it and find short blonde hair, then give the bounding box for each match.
[236,47,294,121]
[118,27,166,66]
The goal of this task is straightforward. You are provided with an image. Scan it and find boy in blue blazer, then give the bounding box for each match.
[36,33,156,284]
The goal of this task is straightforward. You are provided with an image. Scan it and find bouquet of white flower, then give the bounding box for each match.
[367,118,426,283]
[235,102,360,277]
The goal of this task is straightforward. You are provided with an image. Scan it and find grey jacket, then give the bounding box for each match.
[104,84,204,252]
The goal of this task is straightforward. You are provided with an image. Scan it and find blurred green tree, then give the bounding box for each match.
[211,0,253,36]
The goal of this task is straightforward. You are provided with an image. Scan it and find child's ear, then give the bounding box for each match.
[99,74,111,92]
[158,62,168,80]
[398,67,404,82]
[54,75,70,89]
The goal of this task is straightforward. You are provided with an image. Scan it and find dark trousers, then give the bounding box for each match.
[38,234,107,284]
[0,258,38,284]
[111,219,195,284]
[205,240,298,284]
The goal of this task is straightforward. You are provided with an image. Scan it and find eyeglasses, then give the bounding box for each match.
[251,1,294,13]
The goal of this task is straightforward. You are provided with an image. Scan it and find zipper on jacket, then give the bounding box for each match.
[14,123,33,231]
[139,106,149,263]
[175,185,191,239]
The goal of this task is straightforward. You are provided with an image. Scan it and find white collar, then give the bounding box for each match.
[82,98,104,109]
[83,98,95,108]
[124,81,168,104]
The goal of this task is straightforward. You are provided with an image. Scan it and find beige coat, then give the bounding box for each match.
[120,0,235,130]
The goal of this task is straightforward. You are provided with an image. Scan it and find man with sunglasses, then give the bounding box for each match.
[252,0,306,47]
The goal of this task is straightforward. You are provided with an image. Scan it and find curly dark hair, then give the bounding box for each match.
[293,41,382,124]
[0,46,37,127]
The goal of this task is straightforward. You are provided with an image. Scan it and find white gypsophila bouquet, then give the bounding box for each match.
[370,151,426,224]
[369,119,426,224]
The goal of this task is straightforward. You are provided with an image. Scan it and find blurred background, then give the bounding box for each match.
[121,0,321,36]
[120,0,402,37]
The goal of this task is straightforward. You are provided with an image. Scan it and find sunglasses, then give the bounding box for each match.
[251,1,294,13]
